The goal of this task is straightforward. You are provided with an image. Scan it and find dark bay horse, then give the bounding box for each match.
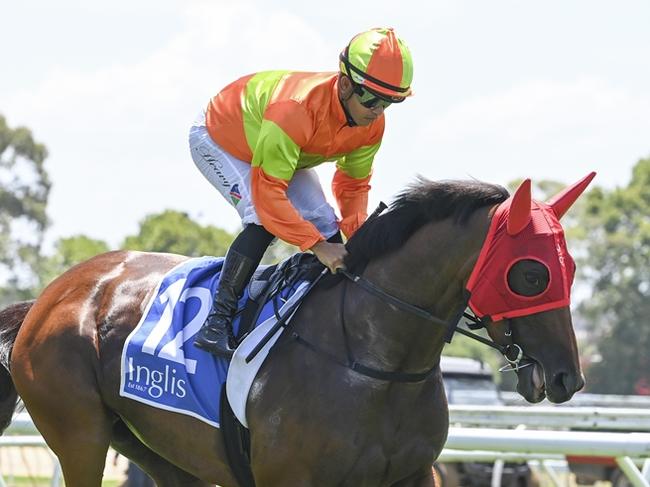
[0,177,589,487]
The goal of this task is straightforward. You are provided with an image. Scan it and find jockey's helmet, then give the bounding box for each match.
[339,27,413,103]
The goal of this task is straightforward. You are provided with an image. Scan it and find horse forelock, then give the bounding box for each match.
[345,178,509,270]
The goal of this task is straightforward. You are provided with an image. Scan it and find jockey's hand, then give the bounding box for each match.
[310,241,348,274]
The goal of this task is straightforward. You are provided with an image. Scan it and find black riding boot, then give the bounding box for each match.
[194,249,257,358]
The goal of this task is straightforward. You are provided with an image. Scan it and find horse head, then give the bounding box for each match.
[466,172,596,403]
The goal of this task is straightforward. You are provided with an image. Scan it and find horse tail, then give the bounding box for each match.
[0,300,34,433]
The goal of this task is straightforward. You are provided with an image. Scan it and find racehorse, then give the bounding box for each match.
[0,175,592,487]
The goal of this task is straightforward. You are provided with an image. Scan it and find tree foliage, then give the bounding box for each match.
[39,235,110,289]
[121,210,234,257]
[575,157,650,394]
[0,115,51,304]
[443,331,513,388]
[121,210,298,263]
[261,239,297,264]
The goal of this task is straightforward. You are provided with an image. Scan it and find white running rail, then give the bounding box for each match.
[3,410,650,487]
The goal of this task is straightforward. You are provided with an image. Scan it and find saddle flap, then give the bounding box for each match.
[247,264,276,302]
[238,253,324,338]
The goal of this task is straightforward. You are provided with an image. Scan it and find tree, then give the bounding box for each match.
[39,235,110,289]
[443,331,510,388]
[121,209,300,264]
[261,239,297,264]
[0,115,50,305]
[574,157,650,394]
[121,210,234,257]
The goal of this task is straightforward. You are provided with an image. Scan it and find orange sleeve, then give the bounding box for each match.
[251,167,325,251]
[332,169,371,239]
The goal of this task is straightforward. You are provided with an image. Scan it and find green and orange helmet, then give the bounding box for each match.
[339,27,414,103]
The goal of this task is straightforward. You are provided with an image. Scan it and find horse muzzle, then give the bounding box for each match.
[515,360,584,404]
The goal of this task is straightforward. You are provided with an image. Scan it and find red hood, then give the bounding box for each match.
[466,172,596,321]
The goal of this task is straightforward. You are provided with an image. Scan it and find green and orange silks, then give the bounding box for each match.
[205,71,384,250]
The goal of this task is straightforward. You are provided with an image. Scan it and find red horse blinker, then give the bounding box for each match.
[466,172,596,321]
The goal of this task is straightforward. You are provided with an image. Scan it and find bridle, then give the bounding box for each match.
[336,202,533,378]
[284,265,530,384]
[291,215,533,384]
[248,204,533,383]
[338,268,531,376]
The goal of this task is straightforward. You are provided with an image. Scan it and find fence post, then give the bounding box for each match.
[616,457,650,487]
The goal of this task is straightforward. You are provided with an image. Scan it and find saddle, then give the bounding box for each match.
[234,252,324,345]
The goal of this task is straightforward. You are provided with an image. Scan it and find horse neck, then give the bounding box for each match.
[345,207,492,375]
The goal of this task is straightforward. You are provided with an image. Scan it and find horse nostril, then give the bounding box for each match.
[553,371,568,393]
[553,370,580,394]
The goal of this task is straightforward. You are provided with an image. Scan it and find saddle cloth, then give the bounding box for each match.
[119,255,313,428]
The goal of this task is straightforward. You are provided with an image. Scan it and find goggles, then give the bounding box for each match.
[352,83,405,110]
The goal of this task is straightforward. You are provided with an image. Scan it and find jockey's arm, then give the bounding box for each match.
[250,113,328,251]
[251,166,324,251]
[332,142,380,239]
[251,160,349,273]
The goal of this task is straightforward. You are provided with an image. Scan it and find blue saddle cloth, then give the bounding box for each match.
[119,256,308,428]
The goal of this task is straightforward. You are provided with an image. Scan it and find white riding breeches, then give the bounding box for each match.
[188,112,339,240]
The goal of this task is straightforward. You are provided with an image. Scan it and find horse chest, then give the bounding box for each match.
[332,439,439,487]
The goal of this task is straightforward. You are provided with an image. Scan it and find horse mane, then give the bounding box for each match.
[344,177,509,270]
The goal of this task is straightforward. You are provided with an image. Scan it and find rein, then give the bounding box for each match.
[291,276,435,383]
[290,200,531,383]
[338,269,528,371]
[290,268,528,384]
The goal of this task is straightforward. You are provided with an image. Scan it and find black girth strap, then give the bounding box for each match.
[219,384,255,487]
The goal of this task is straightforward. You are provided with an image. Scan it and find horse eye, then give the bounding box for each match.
[507,260,550,297]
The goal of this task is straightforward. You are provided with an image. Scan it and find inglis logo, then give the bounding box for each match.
[127,358,187,399]
[229,184,242,205]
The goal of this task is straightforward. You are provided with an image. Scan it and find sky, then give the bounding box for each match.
[3,0,650,249]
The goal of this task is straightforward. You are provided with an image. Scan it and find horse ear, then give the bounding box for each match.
[547,171,597,219]
[507,179,532,235]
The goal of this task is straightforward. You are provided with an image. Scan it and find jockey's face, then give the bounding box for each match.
[338,75,385,126]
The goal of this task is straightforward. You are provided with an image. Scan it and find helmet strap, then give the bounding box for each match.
[337,74,358,127]
[339,95,357,127]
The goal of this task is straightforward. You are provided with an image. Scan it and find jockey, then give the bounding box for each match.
[190,27,414,358]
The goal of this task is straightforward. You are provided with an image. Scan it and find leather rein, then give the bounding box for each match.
[290,204,531,384]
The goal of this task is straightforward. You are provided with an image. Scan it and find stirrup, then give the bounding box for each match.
[194,320,235,358]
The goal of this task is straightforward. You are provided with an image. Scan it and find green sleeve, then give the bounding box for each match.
[336,142,382,179]
[251,119,301,181]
